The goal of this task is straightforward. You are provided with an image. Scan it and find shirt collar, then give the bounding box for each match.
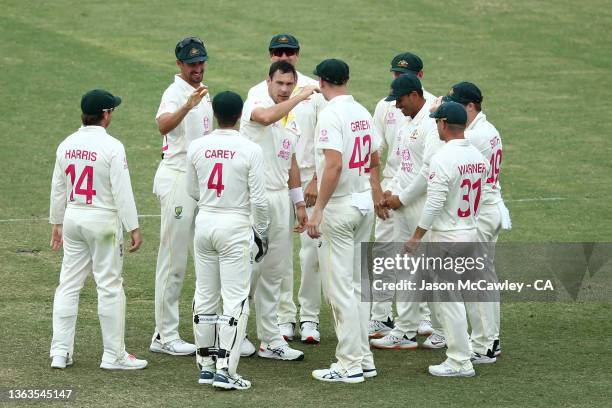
[412,98,433,123]
[447,138,470,146]
[467,111,487,130]
[327,94,354,105]
[174,74,202,91]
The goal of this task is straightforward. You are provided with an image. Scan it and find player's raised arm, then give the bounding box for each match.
[157,86,208,135]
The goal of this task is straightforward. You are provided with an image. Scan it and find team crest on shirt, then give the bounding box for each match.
[175,206,183,219]
[278,138,291,160]
[397,60,409,68]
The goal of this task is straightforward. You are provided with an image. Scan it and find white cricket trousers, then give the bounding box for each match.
[318,197,374,375]
[193,211,251,373]
[278,180,322,325]
[388,196,437,337]
[153,162,197,343]
[50,207,127,363]
[466,202,502,354]
[429,229,477,372]
[370,177,395,322]
[253,189,292,348]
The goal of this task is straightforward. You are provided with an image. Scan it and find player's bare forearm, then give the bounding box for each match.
[287,155,302,190]
[250,86,317,126]
[369,152,388,219]
[157,86,208,135]
[313,150,342,213]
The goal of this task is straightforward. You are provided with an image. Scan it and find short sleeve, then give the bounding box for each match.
[156,88,180,119]
[316,110,342,153]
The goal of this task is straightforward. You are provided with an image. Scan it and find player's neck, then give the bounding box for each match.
[411,97,426,117]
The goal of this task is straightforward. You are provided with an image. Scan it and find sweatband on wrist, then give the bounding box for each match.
[290,187,304,205]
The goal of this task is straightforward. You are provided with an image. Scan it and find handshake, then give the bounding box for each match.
[374,190,403,220]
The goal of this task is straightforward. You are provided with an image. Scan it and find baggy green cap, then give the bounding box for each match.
[385,73,422,101]
[81,89,122,115]
[212,91,243,117]
[313,58,350,85]
[175,37,208,63]
[442,82,483,104]
[269,33,300,50]
[429,101,468,125]
[390,52,423,73]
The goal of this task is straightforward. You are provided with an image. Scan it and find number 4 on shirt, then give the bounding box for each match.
[65,164,96,204]
[349,135,372,175]
[208,162,225,197]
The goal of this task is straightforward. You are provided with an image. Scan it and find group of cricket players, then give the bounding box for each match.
[48,33,512,390]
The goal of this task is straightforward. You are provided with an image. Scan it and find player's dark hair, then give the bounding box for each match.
[214,111,242,128]
[416,88,423,97]
[447,123,466,132]
[268,60,297,81]
[461,101,482,112]
[81,112,104,126]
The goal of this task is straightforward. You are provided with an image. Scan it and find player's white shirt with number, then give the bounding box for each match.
[373,88,434,179]
[156,74,213,172]
[418,139,489,231]
[247,72,324,183]
[185,129,268,235]
[388,98,440,195]
[49,126,138,231]
[465,112,503,205]
[240,90,297,190]
[315,95,381,196]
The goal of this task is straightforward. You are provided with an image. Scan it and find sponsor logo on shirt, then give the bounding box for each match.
[429,171,436,180]
[386,111,396,125]
[400,148,413,173]
[319,129,329,143]
[203,117,210,133]
[277,138,291,160]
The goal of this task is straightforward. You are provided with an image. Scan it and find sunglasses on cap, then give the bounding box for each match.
[177,36,204,51]
[102,107,115,113]
[270,48,298,57]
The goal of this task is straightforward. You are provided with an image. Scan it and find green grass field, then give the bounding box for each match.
[1,0,611,406]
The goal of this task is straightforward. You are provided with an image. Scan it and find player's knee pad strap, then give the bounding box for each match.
[193,314,218,368]
[217,299,249,375]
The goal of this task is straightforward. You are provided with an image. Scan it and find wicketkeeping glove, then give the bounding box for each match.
[253,227,269,263]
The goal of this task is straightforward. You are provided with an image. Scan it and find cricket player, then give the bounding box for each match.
[151,36,213,356]
[248,33,325,344]
[307,59,384,383]
[369,52,435,339]
[406,101,489,377]
[241,60,315,361]
[372,74,446,350]
[443,82,511,363]
[186,91,269,390]
[49,89,147,370]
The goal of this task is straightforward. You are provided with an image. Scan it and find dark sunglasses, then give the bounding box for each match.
[270,48,298,57]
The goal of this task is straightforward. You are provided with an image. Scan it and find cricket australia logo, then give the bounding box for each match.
[174,206,183,219]
[278,138,291,160]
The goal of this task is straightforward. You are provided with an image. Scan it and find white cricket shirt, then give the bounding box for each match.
[315,95,381,197]
[418,139,489,232]
[185,129,268,235]
[49,126,139,232]
[465,112,503,205]
[240,91,297,191]
[156,75,213,172]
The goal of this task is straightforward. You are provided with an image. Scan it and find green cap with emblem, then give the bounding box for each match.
[429,101,468,125]
[175,36,208,63]
[212,91,243,117]
[443,82,483,104]
[81,89,122,115]
[385,73,422,101]
[390,52,423,73]
[313,58,350,85]
[269,33,300,50]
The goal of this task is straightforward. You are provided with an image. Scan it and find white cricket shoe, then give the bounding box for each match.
[150,337,196,356]
[312,363,364,384]
[417,320,434,336]
[240,336,256,357]
[213,370,251,390]
[370,333,418,350]
[100,352,148,370]
[198,368,215,384]
[279,322,295,342]
[363,366,377,378]
[51,354,73,369]
[493,339,502,356]
[368,318,394,339]
[257,343,304,361]
[300,322,320,344]
[428,360,475,377]
[471,351,497,365]
[421,333,447,349]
